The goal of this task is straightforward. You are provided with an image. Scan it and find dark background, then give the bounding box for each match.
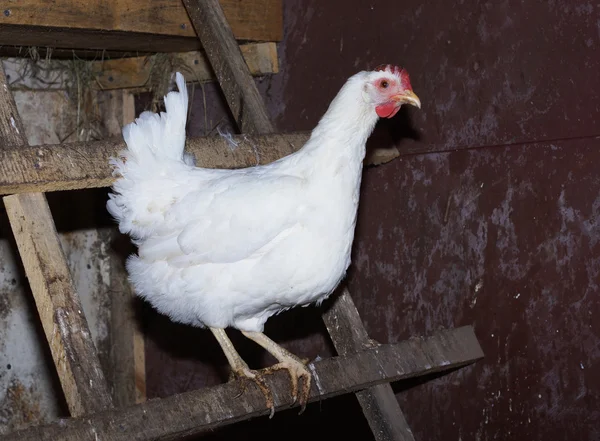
[140,1,600,440]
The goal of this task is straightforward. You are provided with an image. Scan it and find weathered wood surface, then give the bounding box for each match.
[0,26,198,54]
[106,93,146,407]
[0,46,150,61]
[0,132,309,195]
[109,236,146,407]
[0,326,483,441]
[3,194,114,416]
[92,43,279,90]
[0,84,26,146]
[0,66,113,417]
[183,0,275,134]
[323,288,416,441]
[4,43,278,91]
[0,0,282,53]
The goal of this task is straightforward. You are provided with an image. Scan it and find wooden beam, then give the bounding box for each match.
[0,46,150,61]
[0,131,406,196]
[3,194,114,416]
[0,26,199,54]
[0,65,113,416]
[182,0,275,134]
[92,43,279,90]
[104,92,146,407]
[4,43,278,91]
[0,77,26,147]
[109,234,146,406]
[0,132,308,195]
[323,288,416,441]
[0,0,282,53]
[0,326,483,441]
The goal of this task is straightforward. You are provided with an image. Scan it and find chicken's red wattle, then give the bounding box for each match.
[375,102,401,118]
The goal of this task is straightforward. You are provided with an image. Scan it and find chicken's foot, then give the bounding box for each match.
[241,330,312,414]
[209,327,275,418]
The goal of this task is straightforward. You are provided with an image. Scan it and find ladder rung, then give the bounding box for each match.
[1,326,483,441]
[0,133,309,196]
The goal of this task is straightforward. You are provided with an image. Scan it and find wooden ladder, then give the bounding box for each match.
[0,1,483,440]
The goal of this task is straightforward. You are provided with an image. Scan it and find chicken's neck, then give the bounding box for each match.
[298,73,380,175]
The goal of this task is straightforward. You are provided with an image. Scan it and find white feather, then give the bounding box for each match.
[108,70,387,332]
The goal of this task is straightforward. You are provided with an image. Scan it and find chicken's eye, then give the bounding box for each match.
[380,80,389,89]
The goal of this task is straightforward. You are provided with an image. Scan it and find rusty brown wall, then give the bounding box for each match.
[144,1,600,440]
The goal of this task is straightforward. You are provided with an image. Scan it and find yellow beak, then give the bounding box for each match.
[392,90,421,109]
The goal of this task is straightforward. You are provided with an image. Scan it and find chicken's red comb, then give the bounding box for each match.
[374,64,412,89]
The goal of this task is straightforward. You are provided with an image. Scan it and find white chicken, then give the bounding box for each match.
[107,65,420,416]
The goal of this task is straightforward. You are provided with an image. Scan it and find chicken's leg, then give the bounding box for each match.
[241,331,312,414]
[209,327,275,417]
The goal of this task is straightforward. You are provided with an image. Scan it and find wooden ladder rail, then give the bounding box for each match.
[0,65,113,417]
[1,326,483,440]
[181,1,416,439]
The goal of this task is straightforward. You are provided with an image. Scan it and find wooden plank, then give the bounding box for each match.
[0,326,483,441]
[92,43,279,90]
[182,0,275,134]
[323,288,416,441]
[4,43,278,91]
[0,46,151,61]
[103,91,146,407]
[124,89,146,405]
[0,25,201,54]
[0,132,405,195]
[1,0,282,41]
[0,0,282,53]
[0,132,308,195]
[0,65,113,417]
[109,234,146,406]
[3,194,114,416]
[0,76,26,147]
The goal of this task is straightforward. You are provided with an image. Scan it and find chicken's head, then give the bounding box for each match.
[364,64,421,119]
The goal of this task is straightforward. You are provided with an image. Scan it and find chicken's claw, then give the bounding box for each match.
[263,358,312,414]
[230,367,275,418]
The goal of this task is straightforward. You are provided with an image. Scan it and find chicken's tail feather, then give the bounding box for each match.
[107,72,189,239]
[117,72,187,167]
